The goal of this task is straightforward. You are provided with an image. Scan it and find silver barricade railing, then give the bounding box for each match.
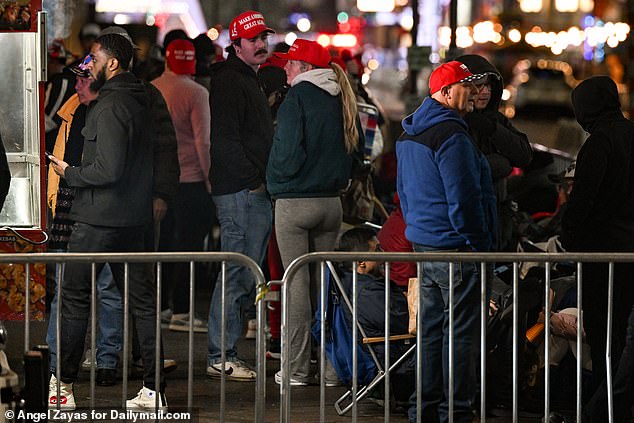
[3,252,267,423]
[274,251,634,423]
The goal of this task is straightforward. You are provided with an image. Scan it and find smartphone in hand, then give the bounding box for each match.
[45,151,54,161]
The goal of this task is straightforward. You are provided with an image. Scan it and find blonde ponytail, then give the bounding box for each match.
[330,62,359,154]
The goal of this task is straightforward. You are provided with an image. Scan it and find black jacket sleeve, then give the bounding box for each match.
[489,111,533,168]
[144,81,180,205]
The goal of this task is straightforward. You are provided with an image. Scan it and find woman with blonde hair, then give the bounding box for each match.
[266,39,360,385]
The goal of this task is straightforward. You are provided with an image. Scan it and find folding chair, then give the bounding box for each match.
[321,262,417,416]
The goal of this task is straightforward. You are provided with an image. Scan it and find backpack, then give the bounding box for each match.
[311,270,377,386]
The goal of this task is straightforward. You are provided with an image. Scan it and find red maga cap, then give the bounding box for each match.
[166,39,196,75]
[429,61,487,95]
[229,10,275,41]
[274,39,331,69]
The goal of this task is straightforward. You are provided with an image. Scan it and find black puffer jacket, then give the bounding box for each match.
[66,72,153,227]
[209,54,274,195]
[562,76,634,252]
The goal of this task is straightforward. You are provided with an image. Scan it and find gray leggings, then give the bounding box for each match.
[275,197,342,382]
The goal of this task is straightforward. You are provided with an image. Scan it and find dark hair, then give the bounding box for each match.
[225,43,237,55]
[193,33,215,58]
[94,34,133,71]
[163,29,189,52]
[338,228,377,253]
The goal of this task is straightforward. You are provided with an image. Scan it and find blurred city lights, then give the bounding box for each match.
[357,0,395,12]
[501,89,511,101]
[114,13,132,25]
[367,58,379,70]
[508,29,522,43]
[146,15,155,26]
[285,32,298,46]
[337,12,349,24]
[520,0,543,13]
[297,17,311,32]
[316,34,331,47]
[331,33,358,47]
[555,0,579,12]
[207,27,219,40]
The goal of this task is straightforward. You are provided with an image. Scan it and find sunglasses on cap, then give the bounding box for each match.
[68,55,92,78]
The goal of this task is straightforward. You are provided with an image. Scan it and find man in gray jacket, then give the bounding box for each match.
[49,33,165,411]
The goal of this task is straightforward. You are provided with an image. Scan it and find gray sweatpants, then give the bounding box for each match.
[275,197,342,383]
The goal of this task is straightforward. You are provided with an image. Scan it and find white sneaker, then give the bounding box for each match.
[80,348,93,371]
[126,386,168,412]
[206,359,255,381]
[245,318,257,339]
[168,313,207,333]
[274,370,309,386]
[48,375,76,410]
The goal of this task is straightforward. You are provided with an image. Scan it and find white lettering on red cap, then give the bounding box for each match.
[238,13,263,25]
[171,49,195,61]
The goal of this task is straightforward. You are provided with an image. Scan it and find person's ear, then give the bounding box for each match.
[107,56,120,72]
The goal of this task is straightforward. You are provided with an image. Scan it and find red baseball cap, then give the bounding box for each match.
[229,10,275,41]
[274,39,331,69]
[166,39,196,75]
[429,61,487,95]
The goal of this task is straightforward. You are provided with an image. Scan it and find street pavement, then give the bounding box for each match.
[3,281,551,422]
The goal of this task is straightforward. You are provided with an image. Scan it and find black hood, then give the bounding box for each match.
[571,75,621,133]
[455,54,503,110]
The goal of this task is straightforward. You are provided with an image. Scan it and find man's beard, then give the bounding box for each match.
[90,65,107,92]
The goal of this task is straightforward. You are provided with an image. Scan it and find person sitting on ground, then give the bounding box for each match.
[337,227,414,405]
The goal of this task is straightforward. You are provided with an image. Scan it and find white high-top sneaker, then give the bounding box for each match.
[126,386,168,412]
[48,375,76,410]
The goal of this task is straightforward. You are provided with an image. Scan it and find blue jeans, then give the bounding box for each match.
[408,244,479,423]
[47,259,122,372]
[207,189,272,364]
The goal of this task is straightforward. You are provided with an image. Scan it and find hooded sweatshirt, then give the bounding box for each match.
[456,55,532,182]
[561,76,634,251]
[266,69,352,198]
[396,98,496,252]
[65,72,153,227]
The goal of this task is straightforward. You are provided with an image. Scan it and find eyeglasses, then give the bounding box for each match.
[476,83,492,92]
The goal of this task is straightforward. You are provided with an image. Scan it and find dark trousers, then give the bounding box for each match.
[59,222,164,391]
[159,182,212,313]
[583,261,634,422]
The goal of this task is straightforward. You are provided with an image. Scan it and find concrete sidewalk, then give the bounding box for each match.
[4,280,411,423]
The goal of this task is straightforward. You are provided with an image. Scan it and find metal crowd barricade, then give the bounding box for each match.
[274,251,634,423]
[3,251,267,423]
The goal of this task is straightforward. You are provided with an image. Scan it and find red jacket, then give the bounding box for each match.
[377,205,416,288]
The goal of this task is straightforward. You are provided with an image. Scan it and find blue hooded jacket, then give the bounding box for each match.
[396,97,496,252]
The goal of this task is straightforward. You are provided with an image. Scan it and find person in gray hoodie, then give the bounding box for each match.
[267,39,359,386]
[48,33,165,411]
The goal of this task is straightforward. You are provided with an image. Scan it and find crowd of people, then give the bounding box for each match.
[40,8,634,423]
